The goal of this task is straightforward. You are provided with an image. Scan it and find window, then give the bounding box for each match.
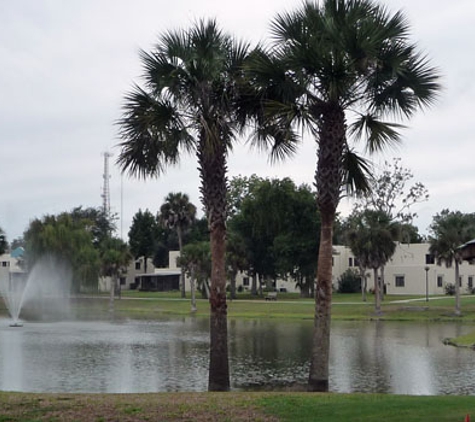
[459,276,463,287]
[120,277,126,286]
[135,261,141,270]
[332,257,334,267]
[354,258,360,267]
[425,254,435,265]
[437,275,443,288]
[242,277,249,287]
[1,261,8,267]
[348,257,353,267]
[468,276,473,289]
[395,275,405,287]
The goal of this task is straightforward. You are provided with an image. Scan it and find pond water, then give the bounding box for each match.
[0,317,474,395]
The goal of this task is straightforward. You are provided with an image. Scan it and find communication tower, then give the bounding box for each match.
[101,152,112,218]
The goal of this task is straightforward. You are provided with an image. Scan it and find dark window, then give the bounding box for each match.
[468,276,473,288]
[1,261,8,267]
[135,262,141,270]
[332,257,334,266]
[459,276,463,287]
[437,275,443,288]
[348,257,353,267]
[425,254,435,265]
[395,275,405,287]
[354,258,360,267]
[243,277,249,286]
[120,277,126,286]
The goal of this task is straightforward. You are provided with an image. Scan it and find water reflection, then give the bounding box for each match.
[0,318,473,395]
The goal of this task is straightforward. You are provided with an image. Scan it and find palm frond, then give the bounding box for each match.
[341,148,373,196]
[349,113,405,153]
[116,85,193,178]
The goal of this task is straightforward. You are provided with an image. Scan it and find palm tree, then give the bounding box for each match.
[0,227,7,255]
[429,210,475,316]
[177,241,211,312]
[99,236,132,313]
[347,210,398,314]
[159,192,197,298]
[116,20,253,391]
[247,0,440,391]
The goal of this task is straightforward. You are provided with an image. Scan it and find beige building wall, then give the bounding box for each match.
[332,243,475,296]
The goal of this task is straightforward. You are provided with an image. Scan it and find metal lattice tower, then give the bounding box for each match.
[101,152,112,218]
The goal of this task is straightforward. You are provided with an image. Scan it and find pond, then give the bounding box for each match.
[0,317,473,395]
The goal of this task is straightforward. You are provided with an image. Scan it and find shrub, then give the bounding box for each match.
[445,283,455,296]
[337,269,361,293]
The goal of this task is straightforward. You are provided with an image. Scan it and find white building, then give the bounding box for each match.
[332,243,475,296]
[121,243,473,296]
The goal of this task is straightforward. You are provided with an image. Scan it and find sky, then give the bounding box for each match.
[1,0,474,242]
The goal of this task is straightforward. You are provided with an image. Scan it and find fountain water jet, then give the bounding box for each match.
[0,255,72,326]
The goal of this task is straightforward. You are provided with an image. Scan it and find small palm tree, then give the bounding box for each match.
[246,0,440,391]
[160,192,197,298]
[0,227,7,255]
[429,210,475,315]
[117,20,252,391]
[99,236,132,313]
[347,210,398,314]
[177,241,211,311]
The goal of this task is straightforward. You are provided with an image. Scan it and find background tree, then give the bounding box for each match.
[177,241,211,311]
[99,236,132,312]
[24,211,101,292]
[353,158,429,242]
[128,209,159,274]
[273,184,320,298]
[159,192,197,298]
[246,0,440,391]
[226,231,248,300]
[117,20,254,391]
[347,210,398,314]
[0,227,7,255]
[429,210,475,315]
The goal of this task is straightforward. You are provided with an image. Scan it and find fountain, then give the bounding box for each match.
[0,255,72,326]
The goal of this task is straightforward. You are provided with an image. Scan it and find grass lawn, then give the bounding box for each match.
[0,392,473,421]
[66,291,475,323]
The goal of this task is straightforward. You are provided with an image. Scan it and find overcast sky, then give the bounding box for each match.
[1,0,474,242]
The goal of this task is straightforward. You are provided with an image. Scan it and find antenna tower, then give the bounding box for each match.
[101,152,112,218]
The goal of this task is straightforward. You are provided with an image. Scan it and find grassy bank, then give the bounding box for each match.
[66,292,475,323]
[0,392,473,421]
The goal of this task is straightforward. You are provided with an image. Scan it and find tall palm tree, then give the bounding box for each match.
[247,0,440,391]
[429,210,475,316]
[116,20,253,391]
[159,192,197,298]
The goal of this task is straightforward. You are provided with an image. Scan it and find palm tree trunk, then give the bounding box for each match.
[359,265,367,302]
[177,227,186,298]
[308,106,345,392]
[308,212,333,392]
[190,266,197,313]
[374,268,381,315]
[208,222,230,391]
[109,274,116,314]
[455,260,461,316]
[198,139,230,392]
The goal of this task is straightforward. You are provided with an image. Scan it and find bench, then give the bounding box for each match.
[265,292,277,301]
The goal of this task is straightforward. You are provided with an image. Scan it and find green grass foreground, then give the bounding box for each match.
[0,392,473,421]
